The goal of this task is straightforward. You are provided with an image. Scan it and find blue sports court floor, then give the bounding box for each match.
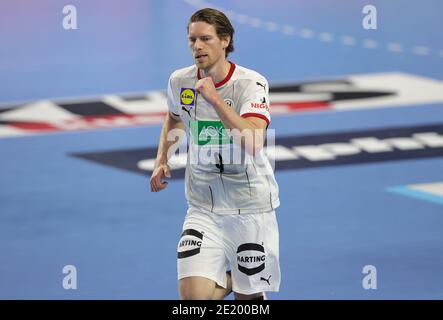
[1,0,443,299]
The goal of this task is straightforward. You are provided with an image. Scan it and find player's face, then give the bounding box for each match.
[188,21,229,70]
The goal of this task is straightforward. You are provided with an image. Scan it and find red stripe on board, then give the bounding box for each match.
[275,101,331,111]
[11,122,58,130]
[4,102,331,136]
[79,113,166,122]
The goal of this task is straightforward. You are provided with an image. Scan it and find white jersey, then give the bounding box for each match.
[167,62,280,214]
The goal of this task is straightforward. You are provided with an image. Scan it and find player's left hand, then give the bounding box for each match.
[195,77,220,106]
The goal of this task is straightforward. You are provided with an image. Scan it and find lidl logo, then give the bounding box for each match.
[190,120,232,145]
[180,88,196,106]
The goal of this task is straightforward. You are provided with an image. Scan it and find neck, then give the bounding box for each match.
[200,59,231,84]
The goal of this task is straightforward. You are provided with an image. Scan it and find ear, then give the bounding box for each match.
[222,36,230,49]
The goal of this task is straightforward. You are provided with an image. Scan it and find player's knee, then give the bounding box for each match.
[179,286,213,300]
[179,277,215,300]
[234,292,266,300]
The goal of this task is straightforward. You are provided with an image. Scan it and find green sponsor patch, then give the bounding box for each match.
[190,120,233,145]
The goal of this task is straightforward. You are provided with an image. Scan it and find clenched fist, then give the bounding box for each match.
[195,77,220,106]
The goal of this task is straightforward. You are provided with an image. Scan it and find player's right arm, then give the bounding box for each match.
[150,112,185,192]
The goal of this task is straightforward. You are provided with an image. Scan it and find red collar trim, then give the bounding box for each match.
[197,62,236,88]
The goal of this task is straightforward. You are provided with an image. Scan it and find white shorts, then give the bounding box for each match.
[177,206,280,295]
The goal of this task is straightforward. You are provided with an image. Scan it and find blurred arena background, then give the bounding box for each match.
[1,0,443,299]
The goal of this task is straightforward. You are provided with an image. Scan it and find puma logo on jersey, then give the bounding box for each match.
[181,105,192,117]
[260,275,271,285]
[256,81,266,92]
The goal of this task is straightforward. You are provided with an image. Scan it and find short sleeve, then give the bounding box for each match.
[167,75,181,120]
[239,77,271,126]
